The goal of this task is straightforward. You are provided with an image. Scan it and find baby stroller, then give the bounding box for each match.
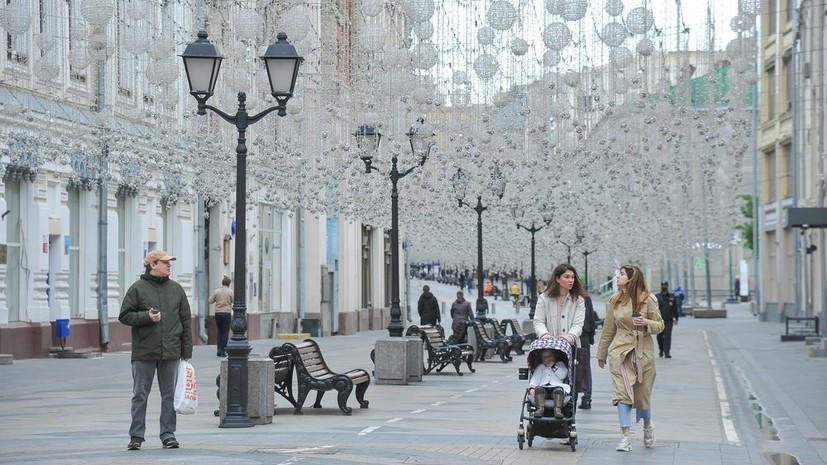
[517,337,578,451]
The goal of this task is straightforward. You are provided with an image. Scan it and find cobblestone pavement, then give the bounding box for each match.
[0,278,824,465]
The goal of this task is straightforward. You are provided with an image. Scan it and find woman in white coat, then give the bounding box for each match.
[533,263,587,347]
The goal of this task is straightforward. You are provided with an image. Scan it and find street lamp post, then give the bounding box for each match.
[356,121,435,337]
[453,168,505,319]
[559,241,572,265]
[581,248,596,291]
[181,30,303,428]
[513,212,552,320]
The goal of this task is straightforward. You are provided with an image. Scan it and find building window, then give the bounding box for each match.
[767,0,776,34]
[782,54,792,113]
[763,149,776,202]
[765,65,776,120]
[786,0,794,22]
[259,205,283,313]
[780,143,791,198]
[361,225,372,309]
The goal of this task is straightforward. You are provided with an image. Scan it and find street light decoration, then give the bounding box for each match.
[260,32,305,116]
[355,120,435,336]
[353,124,382,172]
[179,30,223,112]
[181,30,302,429]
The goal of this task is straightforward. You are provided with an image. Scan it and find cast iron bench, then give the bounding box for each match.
[468,318,513,363]
[269,339,370,415]
[498,318,537,354]
[405,324,476,375]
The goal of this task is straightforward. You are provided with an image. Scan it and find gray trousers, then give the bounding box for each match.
[129,359,178,441]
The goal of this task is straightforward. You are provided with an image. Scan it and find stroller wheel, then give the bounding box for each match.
[517,427,524,450]
[569,436,577,452]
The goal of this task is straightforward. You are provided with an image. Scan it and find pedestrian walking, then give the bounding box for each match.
[578,295,597,409]
[118,250,193,451]
[532,263,587,346]
[208,275,233,357]
[417,284,441,327]
[596,265,664,452]
[656,281,678,358]
[449,290,474,343]
[673,285,686,317]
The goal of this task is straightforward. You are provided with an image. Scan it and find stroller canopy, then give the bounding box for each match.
[527,337,573,372]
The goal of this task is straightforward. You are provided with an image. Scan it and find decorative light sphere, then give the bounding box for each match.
[384,48,412,68]
[560,0,588,22]
[69,46,89,69]
[544,0,563,15]
[725,37,757,60]
[126,1,151,20]
[635,37,655,56]
[477,26,496,46]
[542,22,571,50]
[730,14,754,32]
[279,5,311,42]
[543,49,560,67]
[452,88,470,106]
[414,21,434,40]
[473,53,499,79]
[453,70,468,85]
[36,61,60,81]
[738,0,761,16]
[626,7,654,34]
[234,9,262,40]
[605,0,624,16]
[411,41,438,69]
[80,0,114,27]
[34,33,55,52]
[358,23,385,51]
[609,46,634,67]
[1,1,31,35]
[487,1,518,31]
[402,0,435,23]
[601,21,628,47]
[123,29,150,55]
[563,70,580,88]
[511,38,529,56]
[361,0,384,17]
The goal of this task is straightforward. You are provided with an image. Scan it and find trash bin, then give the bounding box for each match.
[56,319,70,350]
[301,319,321,337]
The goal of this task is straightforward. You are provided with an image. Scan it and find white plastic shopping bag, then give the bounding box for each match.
[174,360,198,415]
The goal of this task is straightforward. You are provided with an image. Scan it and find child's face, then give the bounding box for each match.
[540,349,556,366]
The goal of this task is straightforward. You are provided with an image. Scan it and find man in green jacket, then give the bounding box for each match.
[119,250,193,451]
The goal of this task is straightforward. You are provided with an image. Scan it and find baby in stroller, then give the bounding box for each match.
[518,336,578,450]
[527,337,572,419]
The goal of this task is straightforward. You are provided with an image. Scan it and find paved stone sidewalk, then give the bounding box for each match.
[0,279,823,465]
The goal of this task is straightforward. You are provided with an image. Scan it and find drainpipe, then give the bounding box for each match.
[790,0,801,318]
[195,196,208,343]
[818,0,826,335]
[95,59,109,351]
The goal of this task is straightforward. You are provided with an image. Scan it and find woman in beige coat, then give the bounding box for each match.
[597,265,664,452]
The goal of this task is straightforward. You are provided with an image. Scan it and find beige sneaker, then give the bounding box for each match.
[643,425,655,448]
[616,435,631,452]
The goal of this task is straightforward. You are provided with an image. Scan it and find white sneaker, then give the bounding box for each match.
[616,435,632,452]
[643,425,655,448]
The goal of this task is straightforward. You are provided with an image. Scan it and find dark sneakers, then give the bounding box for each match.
[579,399,592,410]
[162,437,180,449]
[127,437,143,451]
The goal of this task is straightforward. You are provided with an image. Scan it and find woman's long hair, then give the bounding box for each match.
[543,263,587,298]
[609,264,650,312]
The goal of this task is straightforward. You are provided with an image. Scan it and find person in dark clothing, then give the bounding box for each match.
[417,284,441,326]
[578,295,597,409]
[119,250,192,451]
[656,281,679,358]
[449,290,474,343]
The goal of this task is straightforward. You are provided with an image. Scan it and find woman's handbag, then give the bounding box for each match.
[574,346,591,393]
